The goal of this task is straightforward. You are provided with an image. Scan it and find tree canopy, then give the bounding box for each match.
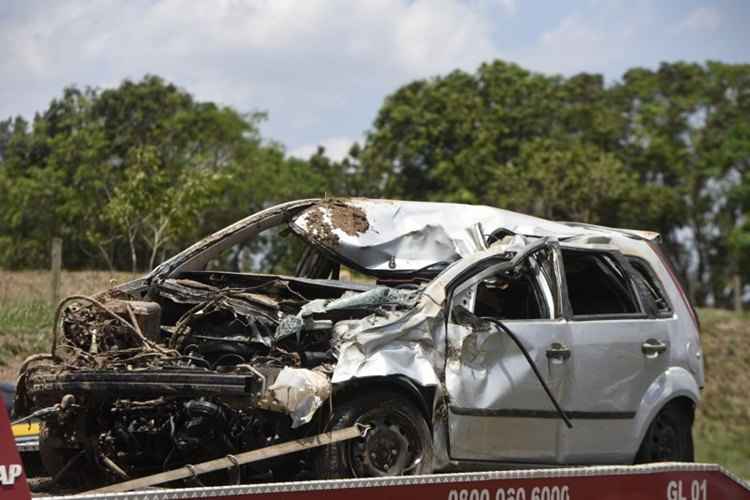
[1,61,749,308]
[358,60,750,307]
[0,76,343,272]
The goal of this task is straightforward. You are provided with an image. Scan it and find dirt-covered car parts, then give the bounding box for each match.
[15,198,704,490]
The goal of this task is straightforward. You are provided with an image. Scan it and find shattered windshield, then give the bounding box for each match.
[205,224,307,275]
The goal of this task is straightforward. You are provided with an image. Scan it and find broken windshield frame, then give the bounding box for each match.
[438,238,552,326]
[447,244,556,324]
[148,200,316,281]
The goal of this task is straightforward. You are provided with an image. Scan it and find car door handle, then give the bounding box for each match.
[642,339,668,358]
[546,342,571,361]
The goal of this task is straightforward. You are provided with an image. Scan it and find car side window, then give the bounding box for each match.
[627,257,672,314]
[473,261,549,320]
[562,249,640,316]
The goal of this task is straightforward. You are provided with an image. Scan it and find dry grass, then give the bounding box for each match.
[693,308,750,476]
[0,270,138,376]
[0,270,138,304]
[694,309,750,430]
[0,272,747,474]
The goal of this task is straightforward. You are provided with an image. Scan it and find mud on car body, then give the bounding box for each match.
[14,198,704,488]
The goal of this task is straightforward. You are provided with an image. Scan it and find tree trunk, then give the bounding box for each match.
[691,220,710,307]
[148,227,160,271]
[146,217,169,270]
[96,243,115,271]
[50,238,62,305]
[129,232,138,273]
[149,244,159,271]
[733,272,743,312]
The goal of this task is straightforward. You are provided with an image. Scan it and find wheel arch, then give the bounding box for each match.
[331,376,436,429]
[631,367,699,459]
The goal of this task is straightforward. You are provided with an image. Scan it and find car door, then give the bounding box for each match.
[556,247,671,464]
[445,244,573,463]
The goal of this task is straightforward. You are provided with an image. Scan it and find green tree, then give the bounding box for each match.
[3,63,750,309]
[102,145,227,271]
[362,62,570,203]
[360,59,750,307]
[614,62,750,306]
[492,139,639,224]
[0,76,301,271]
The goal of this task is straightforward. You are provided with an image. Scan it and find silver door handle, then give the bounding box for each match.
[546,342,571,361]
[642,339,668,357]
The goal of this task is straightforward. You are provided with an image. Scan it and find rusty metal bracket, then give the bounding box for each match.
[84,425,363,494]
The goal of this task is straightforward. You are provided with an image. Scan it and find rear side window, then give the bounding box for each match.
[628,258,672,314]
[562,250,639,316]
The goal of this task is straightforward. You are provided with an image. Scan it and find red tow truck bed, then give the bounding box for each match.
[2,394,748,500]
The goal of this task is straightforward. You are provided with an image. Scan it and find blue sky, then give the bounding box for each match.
[1,0,748,160]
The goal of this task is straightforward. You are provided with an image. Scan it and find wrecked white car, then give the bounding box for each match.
[15,198,704,487]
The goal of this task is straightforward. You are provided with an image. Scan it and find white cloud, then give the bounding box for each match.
[0,0,744,154]
[289,136,355,162]
[393,0,496,74]
[508,2,737,79]
[0,0,504,150]
[496,0,518,15]
[516,14,627,75]
[93,0,504,91]
[506,1,657,77]
[676,7,722,33]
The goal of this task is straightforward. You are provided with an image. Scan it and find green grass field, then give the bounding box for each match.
[0,271,747,475]
[0,270,137,380]
[692,308,750,477]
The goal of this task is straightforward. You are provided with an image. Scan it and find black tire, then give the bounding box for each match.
[635,403,694,463]
[315,390,433,479]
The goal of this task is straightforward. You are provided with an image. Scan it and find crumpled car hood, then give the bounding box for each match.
[290,199,589,273]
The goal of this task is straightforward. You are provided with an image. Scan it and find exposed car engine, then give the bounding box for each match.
[16,269,419,487]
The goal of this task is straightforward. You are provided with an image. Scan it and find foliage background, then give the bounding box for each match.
[0,60,749,473]
[2,61,750,308]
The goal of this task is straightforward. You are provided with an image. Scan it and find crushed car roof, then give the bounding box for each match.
[291,199,658,273]
[152,198,660,279]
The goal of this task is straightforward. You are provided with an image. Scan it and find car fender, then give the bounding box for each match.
[630,366,700,457]
[332,375,435,425]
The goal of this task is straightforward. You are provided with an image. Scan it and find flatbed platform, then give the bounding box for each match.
[3,397,748,500]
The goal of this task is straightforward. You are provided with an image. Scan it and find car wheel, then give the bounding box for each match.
[315,390,433,479]
[635,403,694,463]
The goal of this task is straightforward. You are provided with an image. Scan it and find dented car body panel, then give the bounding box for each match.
[289,199,587,273]
[16,198,703,486]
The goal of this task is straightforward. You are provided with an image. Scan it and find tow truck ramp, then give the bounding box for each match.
[12,463,750,500]
[3,399,748,499]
